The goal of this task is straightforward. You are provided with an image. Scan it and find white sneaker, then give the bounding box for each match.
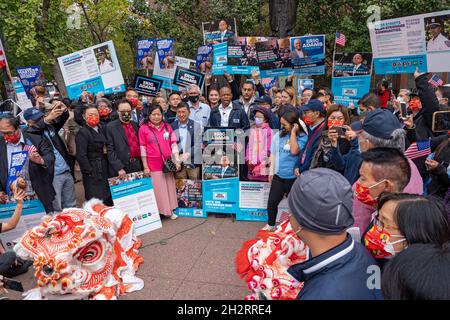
[170,213,178,220]
[262,224,275,231]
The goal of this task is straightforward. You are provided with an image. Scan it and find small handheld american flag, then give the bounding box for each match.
[23,139,37,154]
[429,74,444,88]
[404,140,431,160]
[335,32,346,47]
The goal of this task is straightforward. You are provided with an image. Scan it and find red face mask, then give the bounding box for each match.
[354,180,386,207]
[129,98,138,109]
[364,224,405,259]
[328,119,345,128]
[3,130,21,144]
[302,115,315,126]
[86,115,100,127]
[98,108,111,118]
[408,99,421,111]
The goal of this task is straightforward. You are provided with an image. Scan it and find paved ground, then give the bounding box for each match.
[4,173,265,300]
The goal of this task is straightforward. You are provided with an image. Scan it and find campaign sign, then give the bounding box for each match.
[202,19,238,45]
[369,10,450,74]
[262,77,277,92]
[202,178,239,214]
[298,79,314,94]
[109,172,162,236]
[236,182,270,222]
[256,38,292,78]
[212,42,228,75]
[0,199,46,251]
[133,75,163,96]
[6,151,28,196]
[175,179,205,218]
[16,66,42,98]
[57,40,125,99]
[155,38,176,70]
[136,39,156,71]
[227,37,265,75]
[174,66,205,89]
[196,45,213,73]
[153,55,197,91]
[290,35,326,75]
[332,52,373,106]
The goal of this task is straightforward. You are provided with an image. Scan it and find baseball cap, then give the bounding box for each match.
[302,99,324,113]
[288,168,354,234]
[255,95,272,105]
[23,108,44,121]
[362,108,402,140]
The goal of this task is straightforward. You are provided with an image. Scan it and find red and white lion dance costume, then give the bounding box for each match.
[14,199,144,300]
[235,220,308,300]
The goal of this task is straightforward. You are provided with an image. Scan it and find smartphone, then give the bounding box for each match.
[400,102,408,118]
[2,277,24,292]
[432,111,450,132]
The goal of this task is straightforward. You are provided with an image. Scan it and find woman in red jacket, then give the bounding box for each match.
[377,80,391,109]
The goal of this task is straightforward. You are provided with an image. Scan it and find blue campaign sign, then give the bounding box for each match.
[16,66,42,97]
[202,178,239,214]
[6,151,28,196]
[173,67,205,89]
[175,179,206,218]
[332,75,372,106]
[226,37,261,75]
[0,199,45,221]
[290,35,326,75]
[212,42,228,75]
[136,38,156,70]
[196,45,213,73]
[110,177,154,200]
[156,38,175,69]
[298,79,314,93]
[236,208,268,222]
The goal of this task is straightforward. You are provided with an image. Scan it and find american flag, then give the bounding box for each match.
[0,38,6,69]
[404,140,431,160]
[23,139,37,154]
[335,32,346,47]
[429,74,444,88]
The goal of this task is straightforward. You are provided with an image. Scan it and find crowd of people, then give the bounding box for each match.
[1,65,450,300]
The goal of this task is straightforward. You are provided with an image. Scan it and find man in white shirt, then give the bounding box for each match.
[187,84,211,127]
[427,22,450,52]
[98,52,115,74]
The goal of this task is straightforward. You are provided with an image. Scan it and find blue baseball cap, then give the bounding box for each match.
[362,109,402,140]
[23,108,44,121]
[255,95,272,105]
[302,99,325,112]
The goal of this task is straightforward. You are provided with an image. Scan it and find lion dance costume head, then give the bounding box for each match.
[235,220,308,300]
[14,199,144,300]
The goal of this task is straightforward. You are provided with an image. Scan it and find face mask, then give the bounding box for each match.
[364,224,406,259]
[99,108,111,118]
[328,119,345,128]
[354,179,387,207]
[396,97,405,104]
[188,95,200,104]
[254,118,264,126]
[120,112,131,123]
[302,115,315,126]
[86,115,100,127]
[409,99,421,111]
[3,130,21,144]
[129,98,138,109]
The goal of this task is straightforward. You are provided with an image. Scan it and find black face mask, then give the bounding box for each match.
[280,126,289,137]
[120,112,131,123]
[188,95,200,104]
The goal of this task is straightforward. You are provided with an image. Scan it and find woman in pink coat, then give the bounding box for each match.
[139,104,181,219]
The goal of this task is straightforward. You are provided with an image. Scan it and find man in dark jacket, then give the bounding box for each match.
[209,86,250,130]
[287,168,382,300]
[171,102,203,180]
[106,99,143,178]
[0,115,56,214]
[24,101,76,212]
[294,99,326,176]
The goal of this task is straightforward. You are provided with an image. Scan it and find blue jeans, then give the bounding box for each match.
[52,171,76,212]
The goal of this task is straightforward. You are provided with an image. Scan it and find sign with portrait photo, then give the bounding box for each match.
[290,35,326,75]
[136,39,156,71]
[227,37,267,75]
[202,18,238,45]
